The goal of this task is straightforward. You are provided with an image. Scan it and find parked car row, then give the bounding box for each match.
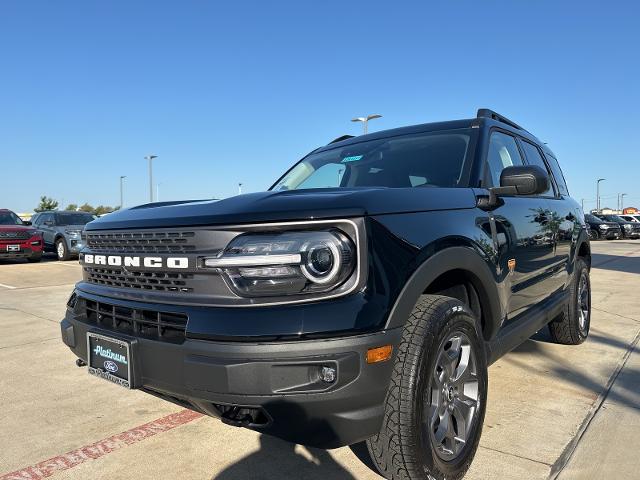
[0,209,95,262]
[584,213,640,240]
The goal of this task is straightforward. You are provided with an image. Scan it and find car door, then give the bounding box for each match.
[518,140,574,292]
[39,213,55,248]
[483,130,556,322]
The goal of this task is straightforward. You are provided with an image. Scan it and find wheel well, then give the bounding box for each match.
[577,241,591,270]
[423,269,489,341]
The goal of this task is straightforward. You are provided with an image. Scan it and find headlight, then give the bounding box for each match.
[202,230,356,297]
[623,224,633,230]
[599,224,608,229]
[65,229,81,236]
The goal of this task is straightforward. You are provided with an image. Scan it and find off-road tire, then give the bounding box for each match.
[56,238,70,261]
[366,295,488,480]
[548,258,590,345]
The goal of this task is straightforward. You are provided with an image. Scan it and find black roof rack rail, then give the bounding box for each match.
[476,109,524,131]
[328,134,354,145]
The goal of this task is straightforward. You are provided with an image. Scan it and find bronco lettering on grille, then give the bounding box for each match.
[83,254,189,269]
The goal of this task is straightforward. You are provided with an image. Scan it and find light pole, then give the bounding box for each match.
[351,114,382,135]
[621,193,628,212]
[156,183,162,202]
[596,178,606,212]
[145,155,158,202]
[119,176,126,209]
[581,198,585,211]
[238,183,243,195]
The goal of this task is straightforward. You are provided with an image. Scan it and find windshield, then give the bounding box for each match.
[55,212,95,226]
[0,211,24,225]
[585,214,601,223]
[603,215,623,222]
[271,130,474,191]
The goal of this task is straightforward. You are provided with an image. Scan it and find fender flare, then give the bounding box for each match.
[384,246,505,340]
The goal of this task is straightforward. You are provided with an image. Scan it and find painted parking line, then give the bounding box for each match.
[0,282,17,290]
[0,409,203,480]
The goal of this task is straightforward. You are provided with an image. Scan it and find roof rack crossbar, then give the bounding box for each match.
[328,134,355,145]
[476,109,524,130]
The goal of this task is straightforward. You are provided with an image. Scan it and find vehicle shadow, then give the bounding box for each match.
[506,326,640,411]
[212,433,357,480]
[591,252,640,275]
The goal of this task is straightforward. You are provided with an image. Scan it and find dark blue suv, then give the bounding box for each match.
[61,109,590,480]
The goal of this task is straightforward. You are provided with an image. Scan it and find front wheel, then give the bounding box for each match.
[367,295,487,480]
[588,229,599,240]
[549,258,591,345]
[56,239,70,261]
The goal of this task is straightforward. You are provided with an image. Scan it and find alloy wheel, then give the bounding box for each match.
[57,241,65,259]
[577,272,590,333]
[427,331,480,461]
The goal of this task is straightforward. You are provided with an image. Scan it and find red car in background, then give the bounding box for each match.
[0,209,43,262]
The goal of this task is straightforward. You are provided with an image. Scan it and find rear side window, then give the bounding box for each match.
[519,140,554,196]
[484,132,524,187]
[544,153,569,196]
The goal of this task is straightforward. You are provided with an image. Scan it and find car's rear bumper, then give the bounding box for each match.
[60,294,401,448]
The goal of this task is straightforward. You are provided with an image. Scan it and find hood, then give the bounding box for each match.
[0,224,33,232]
[58,224,88,231]
[86,187,477,230]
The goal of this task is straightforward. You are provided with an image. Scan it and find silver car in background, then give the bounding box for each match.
[31,211,95,260]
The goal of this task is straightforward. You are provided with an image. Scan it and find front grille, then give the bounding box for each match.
[0,231,30,240]
[84,266,194,293]
[81,298,188,343]
[86,231,197,254]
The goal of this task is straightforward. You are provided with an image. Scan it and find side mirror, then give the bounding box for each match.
[500,165,549,196]
[478,165,550,210]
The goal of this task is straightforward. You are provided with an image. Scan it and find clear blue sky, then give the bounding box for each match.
[1,1,638,213]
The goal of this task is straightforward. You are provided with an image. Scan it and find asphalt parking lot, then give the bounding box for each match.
[1,243,639,480]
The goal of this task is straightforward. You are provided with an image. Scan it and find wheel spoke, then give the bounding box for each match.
[432,410,450,444]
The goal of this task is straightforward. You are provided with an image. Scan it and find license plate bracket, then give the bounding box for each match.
[87,332,134,389]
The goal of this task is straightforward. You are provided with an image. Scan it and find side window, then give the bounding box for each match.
[544,153,569,196]
[519,140,553,196]
[31,214,40,226]
[484,131,524,187]
[41,213,52,225]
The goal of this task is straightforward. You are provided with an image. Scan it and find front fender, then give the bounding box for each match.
[384,246,506,340]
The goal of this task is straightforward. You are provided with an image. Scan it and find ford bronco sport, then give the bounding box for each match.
[61,109,591,480]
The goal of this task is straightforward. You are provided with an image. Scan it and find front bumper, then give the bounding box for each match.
[61,294,401,448]
[602,230,621,239]
[0,238,43,258]
[67,238,85,254]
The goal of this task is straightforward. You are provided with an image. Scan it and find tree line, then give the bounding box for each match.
[34,196,120,216]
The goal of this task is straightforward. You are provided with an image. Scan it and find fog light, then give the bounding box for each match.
[320,366,336,383]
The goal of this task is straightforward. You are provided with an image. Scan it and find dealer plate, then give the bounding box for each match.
[87,332,133,389]
[6,245,20,252]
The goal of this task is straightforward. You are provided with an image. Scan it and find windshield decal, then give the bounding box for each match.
[341,155,363,163]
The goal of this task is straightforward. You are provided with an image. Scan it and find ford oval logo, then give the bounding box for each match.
[104,360,118,373]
